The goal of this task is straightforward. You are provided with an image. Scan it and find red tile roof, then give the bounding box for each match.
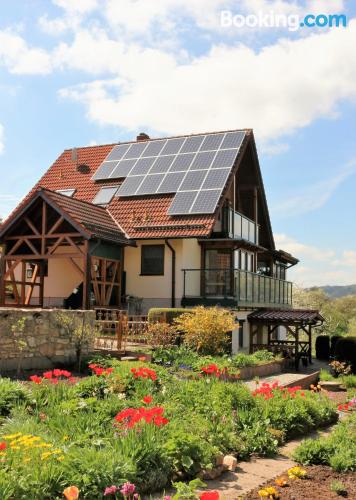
[3,130,251,240]
[0,188,129,245]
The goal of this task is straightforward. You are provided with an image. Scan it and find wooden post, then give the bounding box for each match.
[41,201,47,255]
[82,240,91,309]
[308,325,312,364]
[295,326,299,371]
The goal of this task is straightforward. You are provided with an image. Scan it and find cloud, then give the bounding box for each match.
[275,234,356,286]
[272,159,356,216]
[56,19,356,141]
[0,30,52,74]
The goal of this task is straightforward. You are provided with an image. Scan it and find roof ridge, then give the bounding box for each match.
[63,128,253,151]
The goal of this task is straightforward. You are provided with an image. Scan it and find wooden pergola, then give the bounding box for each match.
[0,189,133,309]
[248,308,324,371]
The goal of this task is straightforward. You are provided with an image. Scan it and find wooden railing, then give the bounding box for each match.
[94,308,149,352]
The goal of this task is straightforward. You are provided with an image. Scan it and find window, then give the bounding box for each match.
[92,186,119,206]
[238,320,245,348]
[56,189,76,197]
[141,245,165,276]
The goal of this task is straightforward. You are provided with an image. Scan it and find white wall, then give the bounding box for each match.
[124,238,201,311]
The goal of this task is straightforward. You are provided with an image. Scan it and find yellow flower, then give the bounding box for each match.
[2,432,22,440]
[288,466,307,479]
[9,445,21,450]
[258,486,279,499]
[57,455,65,461]
[23,457,31,463]
[62,435,69,441]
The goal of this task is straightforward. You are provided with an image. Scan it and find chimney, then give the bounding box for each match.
[136,132,150,141]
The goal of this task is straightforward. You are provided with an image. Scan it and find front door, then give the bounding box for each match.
[204,249,232,296]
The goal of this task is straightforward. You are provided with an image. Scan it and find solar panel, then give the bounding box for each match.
[202,168,230,190]
[211,149,237,169]
[160,137,185,155]
[92,161,118,180]
[190,151,216,170]
[150,155,176,173]
[123,141,148,159]
[110,159,137,178]
[136,174,165,195]
[97,130,246,215]
[130,157,156,176]
[105,144,130,162]
[200,133,224,151]
[190,189,221,214]
[169,153,194,172]
[179,170,208,191]
[116,176,145,196]
[92,186,118,205]
[141,139,167,157]
[221,131,245,149]
[157,172,185,193]
[180,135,204,153]
[168,191,198,215]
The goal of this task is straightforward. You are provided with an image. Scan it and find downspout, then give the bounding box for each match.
[165,240,176,308]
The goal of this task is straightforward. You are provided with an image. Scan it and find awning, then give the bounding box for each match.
[248,308,324,325]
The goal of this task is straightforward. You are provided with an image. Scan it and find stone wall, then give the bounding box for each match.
[0,309,95,372]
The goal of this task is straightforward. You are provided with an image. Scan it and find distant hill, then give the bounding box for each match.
[313,285,356,298]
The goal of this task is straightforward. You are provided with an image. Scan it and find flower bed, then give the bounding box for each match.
[0,359,337,498]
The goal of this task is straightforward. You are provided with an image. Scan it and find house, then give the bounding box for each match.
[0,129,323,361]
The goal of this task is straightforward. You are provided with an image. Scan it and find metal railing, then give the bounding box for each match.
[222,207,259,245]
[182,268,293,307]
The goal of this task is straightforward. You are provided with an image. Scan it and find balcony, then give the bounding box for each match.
[181,268,293,308]
[218,207,259,245]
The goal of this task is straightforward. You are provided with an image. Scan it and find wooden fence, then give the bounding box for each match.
[94,308,149,352]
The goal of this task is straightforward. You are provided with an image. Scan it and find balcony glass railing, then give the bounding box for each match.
[181,268,293,307]
[223,208,259,245]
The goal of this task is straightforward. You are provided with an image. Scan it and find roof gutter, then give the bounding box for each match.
[165,239,176,308]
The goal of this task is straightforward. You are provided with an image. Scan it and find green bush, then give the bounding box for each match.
[335,336,356,371]
[315,335,330,360]
[330,335,342,357]
[148,308,188,324]
[0,378,29,416]
[342,374,356,388]
[293,411,356,471]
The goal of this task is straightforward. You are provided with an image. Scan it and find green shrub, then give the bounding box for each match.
[315,335,330,360]
[293,411,356,471]
[174,306,236,355]
[148,308,188,324]
[0,378,29,416]
[335,336,356,371]
[319,368,335,381]
[74,376,110,399]
[145,322,179,348]
[342,374,356,388]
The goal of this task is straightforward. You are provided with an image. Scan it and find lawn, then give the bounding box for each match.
[0,352,338,500]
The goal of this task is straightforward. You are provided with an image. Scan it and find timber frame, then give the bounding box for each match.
[248,309,324,371]
[0,190,128,309]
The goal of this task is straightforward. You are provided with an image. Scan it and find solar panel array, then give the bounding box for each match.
[92,131,246,215]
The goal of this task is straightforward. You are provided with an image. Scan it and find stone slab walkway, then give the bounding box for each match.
[201,426,335,499]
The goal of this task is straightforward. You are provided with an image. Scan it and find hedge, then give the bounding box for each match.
[334,336,356,371]
[330,335,342,358]
[315,335,330,360]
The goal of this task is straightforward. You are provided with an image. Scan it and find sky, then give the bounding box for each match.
[0,0,355,287]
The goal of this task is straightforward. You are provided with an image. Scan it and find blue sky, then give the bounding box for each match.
[0,0,355,287]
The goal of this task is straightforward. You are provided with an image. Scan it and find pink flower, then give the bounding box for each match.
[120,482,136,496]
[104,485,118,496]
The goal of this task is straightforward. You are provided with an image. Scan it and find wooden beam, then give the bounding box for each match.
[3,259,20,280]
[5,253,83,260]
[5,232,82,240]
[48,235,65,255]
[24,217,40,236]
[24,238,40,255]
[7,238,25,256]
[82,240,91,309]
[41,201,47,254]
[48,215,64,235]
[105,262,118,305]
[65,236,84,255]
[0,253,5,306]
[67,258,84,277]
[25,264,39,305]
[21,261,26,305]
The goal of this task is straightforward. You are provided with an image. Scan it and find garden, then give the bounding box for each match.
[0,306,355,499]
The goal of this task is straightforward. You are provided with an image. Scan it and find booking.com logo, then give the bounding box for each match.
[220,11,347,32]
